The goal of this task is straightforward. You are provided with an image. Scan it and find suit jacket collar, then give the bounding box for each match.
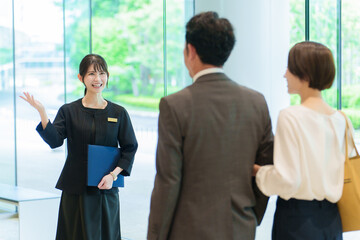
[193,68,224,82]
[195,72,228,83]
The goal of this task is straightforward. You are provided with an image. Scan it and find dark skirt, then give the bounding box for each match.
[272,198,343,240]
[56,189,121,240]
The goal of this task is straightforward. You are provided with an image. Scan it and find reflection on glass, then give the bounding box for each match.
[342,0,360,145]
[0,0,15,189]
[15,0,65,194]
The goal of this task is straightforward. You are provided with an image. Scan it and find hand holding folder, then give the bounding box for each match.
[87,144,124,187]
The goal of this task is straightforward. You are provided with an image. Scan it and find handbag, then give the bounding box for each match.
[337,111,360,232]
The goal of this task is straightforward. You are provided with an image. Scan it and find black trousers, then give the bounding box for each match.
[56,190,121,240]
[272,198,342,240]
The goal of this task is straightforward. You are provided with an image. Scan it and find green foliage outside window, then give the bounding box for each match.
[62,0,186,110]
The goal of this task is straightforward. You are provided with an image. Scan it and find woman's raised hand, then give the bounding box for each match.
[20,92,49,129]
[20,92,45,113]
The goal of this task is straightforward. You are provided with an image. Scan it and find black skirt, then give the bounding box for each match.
[56,189,121,240]
[272,198,342,240]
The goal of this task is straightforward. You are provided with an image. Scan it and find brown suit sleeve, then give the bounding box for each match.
[253,101,274,225]
[147,98,183,240]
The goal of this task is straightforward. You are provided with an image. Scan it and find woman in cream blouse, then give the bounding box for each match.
[254,41,354,240]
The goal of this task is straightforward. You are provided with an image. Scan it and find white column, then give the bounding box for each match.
[195,0,290,128]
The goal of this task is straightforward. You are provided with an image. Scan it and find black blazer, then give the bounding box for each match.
[37,99,138,194]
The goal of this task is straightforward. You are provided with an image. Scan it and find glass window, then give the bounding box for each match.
[290,0,360,146]
[0,0,194,237]
[310,0,338,109]
[91,0,163,111]
[289,0,305,105]
[0,0,15,212]
[289,0,305,47]
[289,1,339,108]
[342,0,360,146]
[91,1,163,238]
[65,0,194,238]
[166,0,193,95]
[64,0,90,102]
[15,0,65,194]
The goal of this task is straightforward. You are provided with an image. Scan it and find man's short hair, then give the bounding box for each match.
[288,41,336,90]
[185,11,235,67]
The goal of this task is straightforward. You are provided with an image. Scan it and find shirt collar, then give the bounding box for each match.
[192,68,224,82]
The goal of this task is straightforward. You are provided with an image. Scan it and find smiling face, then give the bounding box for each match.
[79,64,108,94]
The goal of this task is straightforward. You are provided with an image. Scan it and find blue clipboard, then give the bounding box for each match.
[87,144,124,187]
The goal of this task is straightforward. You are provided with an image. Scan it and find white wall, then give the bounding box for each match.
[195,0,290,128]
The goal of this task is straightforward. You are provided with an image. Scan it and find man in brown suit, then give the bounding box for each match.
[147,11,273,240]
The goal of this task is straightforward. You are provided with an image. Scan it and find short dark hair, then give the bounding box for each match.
[79,54,109,95]
[288,41,335,90]
[185,11,235,66]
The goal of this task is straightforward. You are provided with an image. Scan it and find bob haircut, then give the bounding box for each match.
[287,41,335,90]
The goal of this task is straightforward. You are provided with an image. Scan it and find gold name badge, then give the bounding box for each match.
[108,117,118,123]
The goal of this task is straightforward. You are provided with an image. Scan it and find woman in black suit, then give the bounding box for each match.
[21,54,138,240]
